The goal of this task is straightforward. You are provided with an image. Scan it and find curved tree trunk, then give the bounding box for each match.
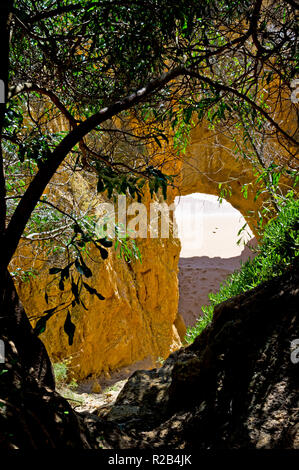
[0,270,55,389]
[0,270,94,449]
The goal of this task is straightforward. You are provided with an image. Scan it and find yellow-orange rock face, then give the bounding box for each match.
[13,235,182,380]
[180,124,260,222]
[11,113,296,380]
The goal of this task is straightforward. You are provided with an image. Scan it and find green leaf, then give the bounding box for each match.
[34,317,48,336]
[98,238,113,248]
[94,243,109,260]
[71,278,80,304]
[99,246,108,259]
[153,136,162,148]
[75,258,92,278]
[34,309,56,336]
[159,133,169,144]
[74,258,85,276]
[97,178,104,193]
[161,180,167,199]
[237,223,247,236]
[80,299,88,311]
[183,107,192,124]
[61,262,73,281]
[44,306,58,315]
[64,311,76,346]
[83,282,105,300]
[49,267,62,275]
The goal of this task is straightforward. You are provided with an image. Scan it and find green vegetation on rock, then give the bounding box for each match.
[186,193,299,343]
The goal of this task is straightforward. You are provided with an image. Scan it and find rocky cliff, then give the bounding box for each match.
[87,258,299,449]
[10,119,291,380]
[13,236,182,381]
[2,259,297,449]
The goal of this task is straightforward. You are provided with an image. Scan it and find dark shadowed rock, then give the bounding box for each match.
[0,271,94,449]
[89,259,299,449]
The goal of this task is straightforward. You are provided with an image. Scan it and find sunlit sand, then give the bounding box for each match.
[175,194,256,327]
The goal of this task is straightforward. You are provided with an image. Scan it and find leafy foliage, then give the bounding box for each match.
[1,0,298,345]
[95,162,174,202]
[53,357,79,390]
[33,219,141,339]
[63,311,76,346]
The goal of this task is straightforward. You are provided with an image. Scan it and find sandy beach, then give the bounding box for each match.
[175,194,256,327]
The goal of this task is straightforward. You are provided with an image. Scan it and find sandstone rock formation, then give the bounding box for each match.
[2,258,298,449]
[88,259,299,449]
[13,234,182,381]
[180,122,262,228]
[10,118,291,380]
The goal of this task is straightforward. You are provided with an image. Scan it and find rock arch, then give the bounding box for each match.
[177,122,264,235]
[13,122,280,381]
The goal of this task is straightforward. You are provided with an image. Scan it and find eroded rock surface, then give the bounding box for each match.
[88,259,299,449]
[14,236,182,381]
[11,119,290,379]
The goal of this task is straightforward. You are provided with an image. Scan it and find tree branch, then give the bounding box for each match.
[2,66,185,267]
[4,59,298,268]
[8,82,114,167]
[184,68,299,149]
[0,0,13,242]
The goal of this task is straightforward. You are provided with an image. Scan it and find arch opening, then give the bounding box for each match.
[174,193,256,328]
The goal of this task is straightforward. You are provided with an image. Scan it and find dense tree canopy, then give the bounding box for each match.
[0,0,297,280]
[0,1,298,448]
